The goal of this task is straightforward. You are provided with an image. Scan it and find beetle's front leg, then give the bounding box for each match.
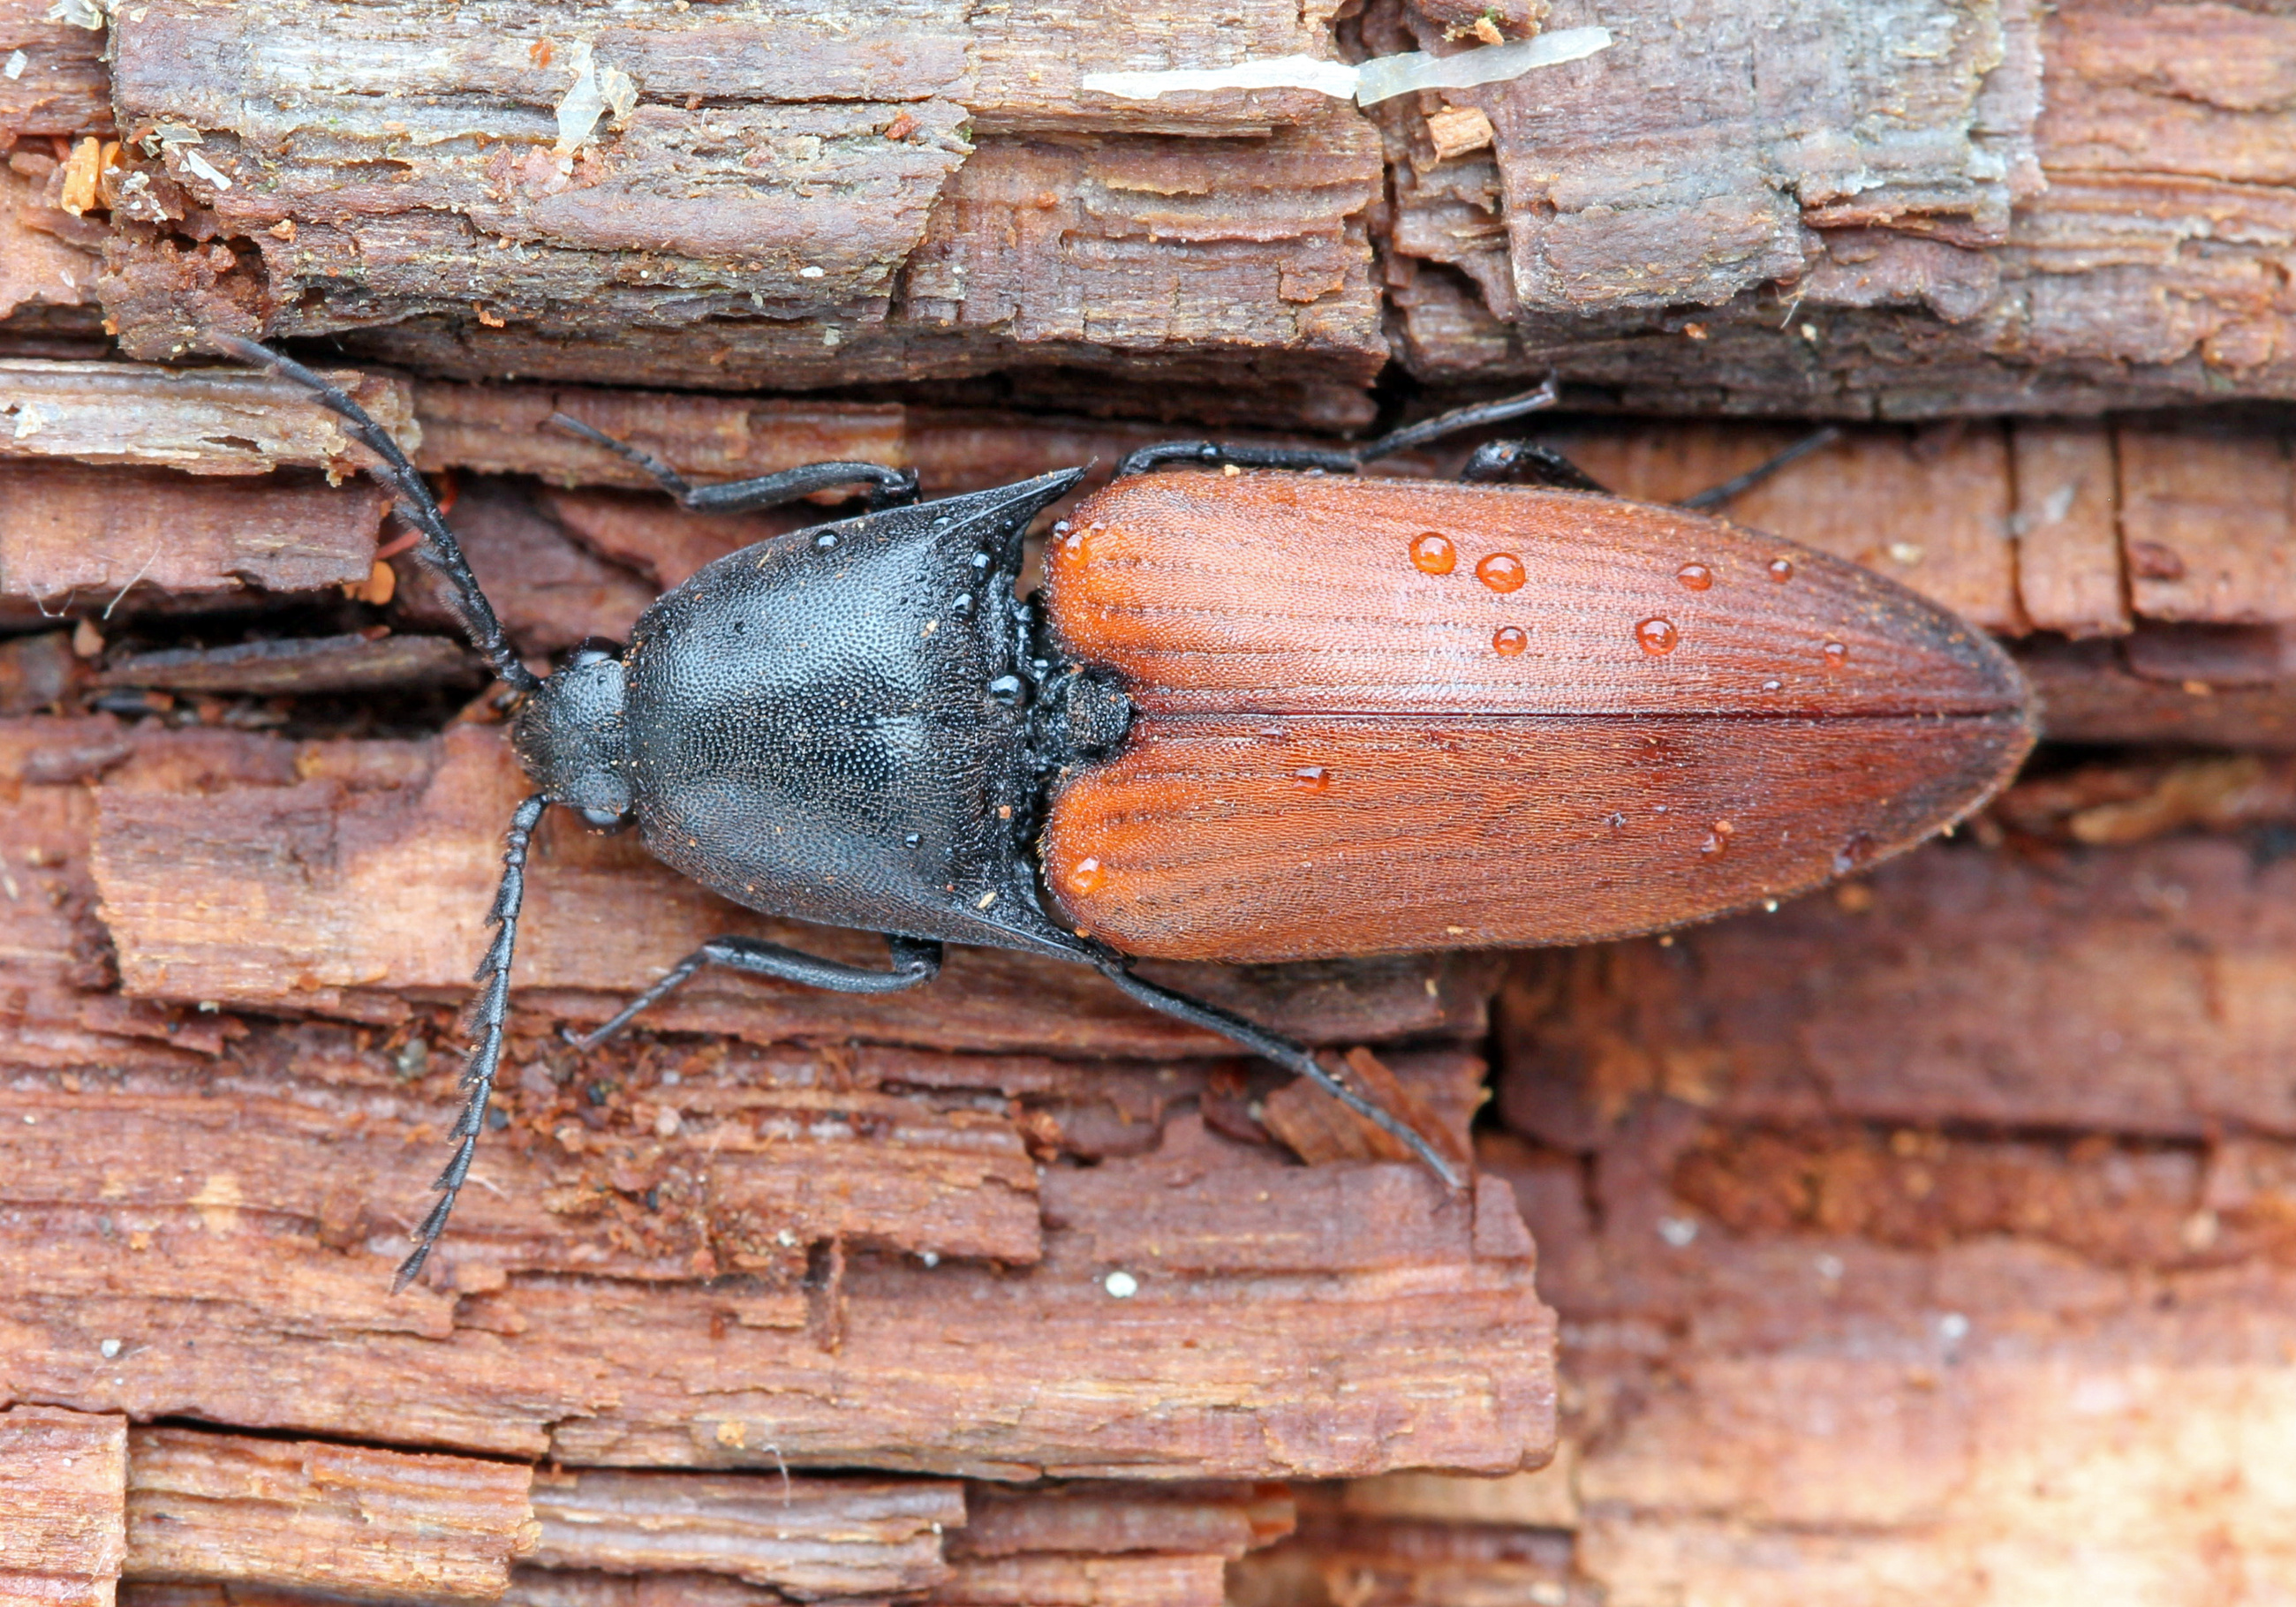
[548,414,921,511]
[566,934,944,1050]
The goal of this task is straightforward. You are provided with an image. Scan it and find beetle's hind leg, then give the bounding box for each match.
[1678,425,1841,509]
[548,414,921,511]
[565,934,944,1051]
[397,793,548,1294]
[1086,957,1465,1191]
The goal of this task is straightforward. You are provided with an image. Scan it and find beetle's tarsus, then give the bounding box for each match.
[546,411,698,500]
[1680,425,1841,509]
[1087,957,1466,1191]
[392,792,548,1294]
[568,932,947,1052]
[549,412,923,514]
[208,334,539,695]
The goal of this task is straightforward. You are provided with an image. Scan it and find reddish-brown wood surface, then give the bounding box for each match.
[0,1406,126,1607]
[123,1429,536,1601]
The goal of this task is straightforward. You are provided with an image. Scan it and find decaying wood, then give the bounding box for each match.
[3,162,102,328]
[1386,0,2296,415]
[1471,1087,2296,1599]
[2017,634,2296,750]
[1229,1485,1577,1607]
[0,361,414,477]
[19,0,2277,415]
[0,0,110,146]
[0,1073,1552,1475]
[97,1469,1298,1607]
[0,1405,127,1607]
[0,462,385,611]
[89,0,1382,422]
[1498,834,2296,1144]
[2,706,1548,1482]
[1992,751,2296,845]
[526,1471,958,1597]
[122,1427,536,1602]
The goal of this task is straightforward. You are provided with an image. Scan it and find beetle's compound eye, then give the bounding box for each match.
[564,637,625,669]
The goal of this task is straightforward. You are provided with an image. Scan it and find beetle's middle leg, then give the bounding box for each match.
[1114,376,1565,481]
[548,414,922,511]
[566,934,944,1051]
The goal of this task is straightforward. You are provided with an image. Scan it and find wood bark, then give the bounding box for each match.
[122,1428,536,1602]
[1382,0,2296,415]
[0,1406,127,1607]
[1499,829,2296,1151]
[1,0,2274,415]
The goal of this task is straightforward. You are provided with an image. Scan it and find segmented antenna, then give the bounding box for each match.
[395,793,549,1293]
[207,335,539,693]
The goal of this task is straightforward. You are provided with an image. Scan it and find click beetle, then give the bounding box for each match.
[213,337,2035,1289]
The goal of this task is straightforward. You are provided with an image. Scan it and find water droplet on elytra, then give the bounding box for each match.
[903,832,922,849]
[1606,811,1628,829]
[951,592,975,616]
[1768,557,1794,583]
[1762,678,1781,692]
[1832,831,1874,876]
[1476,552,1526,593]
[815,532,839,549]
[1068,856,1104,894]
[971,551,992,570]
[1409,532,1456,576]
[1699,823,1732,857]
[1492,625,1528,656]
[1823,640,1849,668]
[1636,617,1679,655]
[1677,562,1712,591]
[1291,766,1331,793]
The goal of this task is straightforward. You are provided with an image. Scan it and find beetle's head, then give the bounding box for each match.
[510,638,634,829]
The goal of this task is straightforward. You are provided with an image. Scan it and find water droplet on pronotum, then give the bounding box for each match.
[986,674,1027,705]
[1068,856,1104,894]
[1410,532,1456,575]
[1291,766,1330,793]
[1823,640,1849,668]
[1636,617,1679,655]
[1476,552,1526,592]
[814,532,839,550]
[1492,625,1528,656]
[1676,562,1712,591]
[1768,557,1794,583]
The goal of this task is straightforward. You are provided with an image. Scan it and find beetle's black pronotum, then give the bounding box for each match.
[213,337,2035,1292]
